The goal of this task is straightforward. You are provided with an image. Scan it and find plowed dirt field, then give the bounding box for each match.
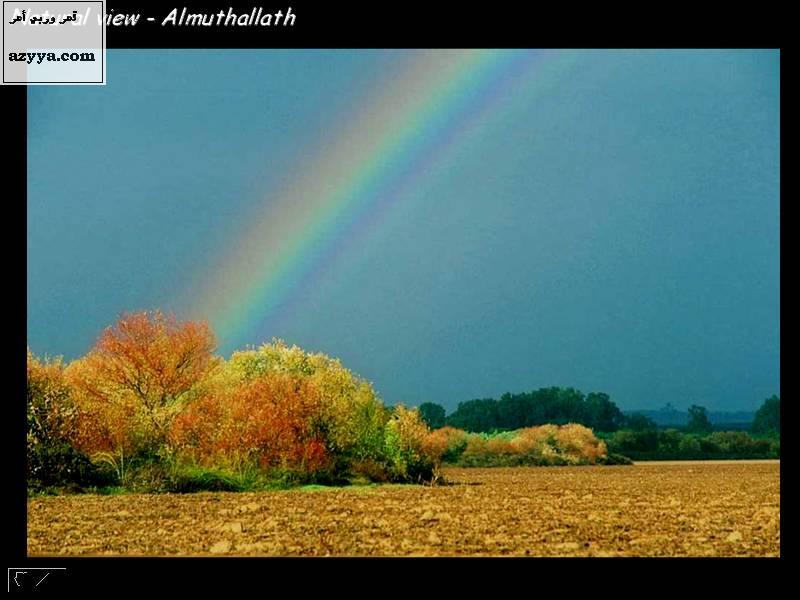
[27,461,779,557]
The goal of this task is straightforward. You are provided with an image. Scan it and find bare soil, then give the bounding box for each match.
[27,461,780,557]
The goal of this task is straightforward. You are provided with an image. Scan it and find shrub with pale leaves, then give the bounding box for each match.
[440,423,607,466]
[384,405,436,481]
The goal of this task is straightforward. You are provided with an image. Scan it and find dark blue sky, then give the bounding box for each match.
[27,50,779,412]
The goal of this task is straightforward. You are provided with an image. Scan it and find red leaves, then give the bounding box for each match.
[171,373,331,473]
[34,317,430,482]
[432,424,608,465]
[92,310,217,405]
[65,310,218,456]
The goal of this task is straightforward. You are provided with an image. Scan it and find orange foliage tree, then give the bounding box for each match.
[422,426,469,465]
[65,311,218,459]
[225,341,391,473]
[27,349,115,488]
[170,372,331,474]
[444,423,608,466]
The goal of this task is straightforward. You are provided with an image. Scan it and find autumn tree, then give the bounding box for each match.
[226,340,390,466]
[27,349,72,447]
[66,311,218,458]
[171,372,330,474]
[384,405,436,482]
[27,349,109,489]
[423,426,469,463]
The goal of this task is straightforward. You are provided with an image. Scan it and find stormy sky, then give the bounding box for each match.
[27,49,780,412]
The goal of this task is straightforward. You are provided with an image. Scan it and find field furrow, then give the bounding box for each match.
[27,461,780,557]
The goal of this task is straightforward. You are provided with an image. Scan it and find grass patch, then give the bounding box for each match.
[297,481,381,493]
[94,485,127,495]
[298,484,338,492]
[166,463,289,493]
[170,466,245,493]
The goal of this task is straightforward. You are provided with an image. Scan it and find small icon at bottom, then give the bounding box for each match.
[7,568,66,591]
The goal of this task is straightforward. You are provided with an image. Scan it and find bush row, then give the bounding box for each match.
[602,428,780,461]
[25,312,629,494]
[422,424,612,468]
[27,312,443,493]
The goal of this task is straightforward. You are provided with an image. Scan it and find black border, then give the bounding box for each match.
[3,82,28,576]
[6,1,785,591]
[3,1,105,84]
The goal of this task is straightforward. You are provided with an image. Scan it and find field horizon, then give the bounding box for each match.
[28,460,780,557]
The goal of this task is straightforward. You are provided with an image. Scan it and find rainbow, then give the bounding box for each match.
[188,49,575,353]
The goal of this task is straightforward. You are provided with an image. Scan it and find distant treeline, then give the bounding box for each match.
[602,429,779,461]
[417,390,780,437]
[624,406,755,429]
[416,390,779,462]
[421,388,625,433]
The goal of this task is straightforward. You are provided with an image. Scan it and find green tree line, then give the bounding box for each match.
[422,388,625,433]
[418,392,780,439]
